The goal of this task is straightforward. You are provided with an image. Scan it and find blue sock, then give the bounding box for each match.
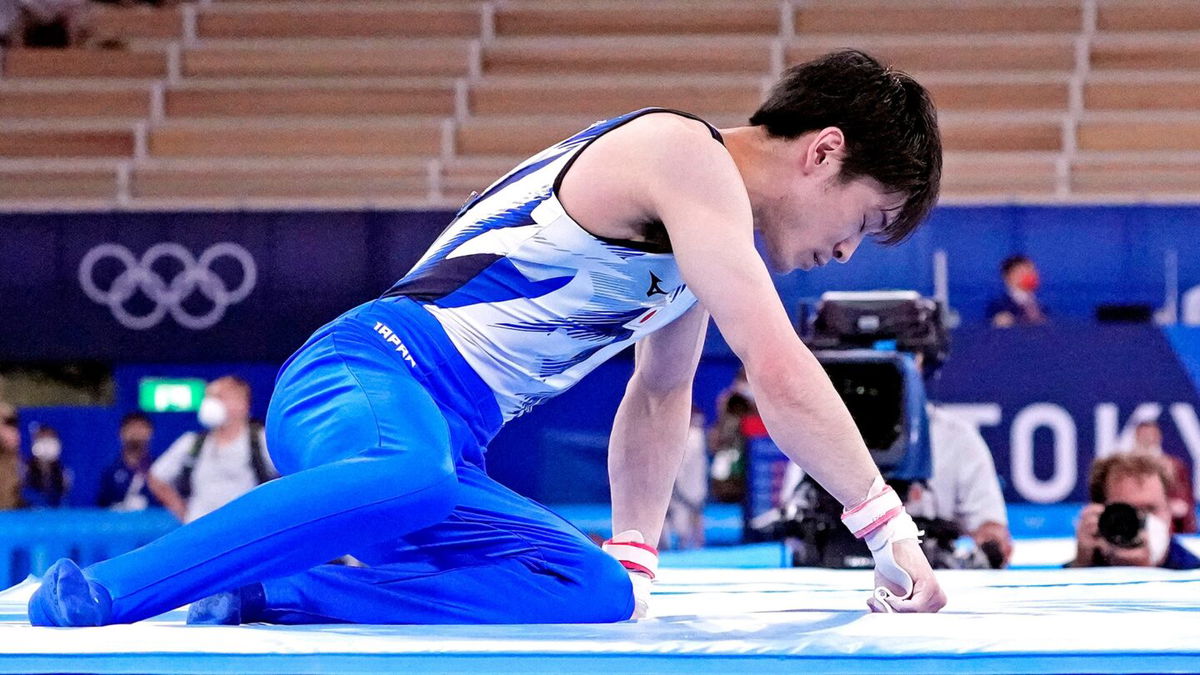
[28,559,113,627]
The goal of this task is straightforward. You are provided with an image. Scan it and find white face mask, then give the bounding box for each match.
[197,397,228,430]
[1145,512,1171,565]
[31,438,62,462]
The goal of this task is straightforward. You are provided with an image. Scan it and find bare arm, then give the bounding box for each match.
[609,304,709,545]
[639,119,879,507]
[146,474,187,522]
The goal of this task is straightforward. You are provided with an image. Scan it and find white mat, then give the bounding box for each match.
[1,567,1198,673]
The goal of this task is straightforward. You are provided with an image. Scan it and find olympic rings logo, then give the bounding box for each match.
[78,242,257,330]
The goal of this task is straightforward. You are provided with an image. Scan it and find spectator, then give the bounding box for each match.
[708,368,758,503]
[663,406,708,550]
[987,254,1047,327]
[147,376,276,523]
[1069,453,1200,569]
[97,412,160,511]
[0,401,22,510]
[919,404,1013,566]
[1,0,89,48]
[22,424,69,507]
[1128,419,1196,534]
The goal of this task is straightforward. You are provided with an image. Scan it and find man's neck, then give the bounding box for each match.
[716,125,776,230]
[212,420,248,445]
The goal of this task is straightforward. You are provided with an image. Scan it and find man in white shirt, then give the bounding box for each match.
[922,404,1012,565]
[148,376,275,523]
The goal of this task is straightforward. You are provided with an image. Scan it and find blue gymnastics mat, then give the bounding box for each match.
[2,564,1199,674]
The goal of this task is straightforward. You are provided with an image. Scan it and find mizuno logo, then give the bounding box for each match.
[646,272,668,297]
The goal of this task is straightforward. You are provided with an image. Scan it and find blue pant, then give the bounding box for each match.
[86,299,633,624]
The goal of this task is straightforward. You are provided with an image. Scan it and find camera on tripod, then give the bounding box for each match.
[746,291,986,569]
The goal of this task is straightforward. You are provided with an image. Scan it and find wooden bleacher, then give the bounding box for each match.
[0,0,1197,206]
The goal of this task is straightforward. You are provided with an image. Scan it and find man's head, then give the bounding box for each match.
[1089,453,1174,565]
[199,376,252,431]
[1001,255,1039,293]
[746,49,941,273]
[0,402,18,455]
[119,412,154,458]
[1132,420,1163,454]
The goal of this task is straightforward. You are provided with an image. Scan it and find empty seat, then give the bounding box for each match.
[1078,117,1200,151]
[134,163,429,199]
[3,49,166,78]
[183,42,471,78]
[0,127,136,158]
[470,77,761,117]
[1097,2,1200,32]
[90,4,182,42]
[485,37,771,76]
[1086,77,1200,110]
[441,157,521,199]
[940,117,1064,152]
[0,86,150,119]
[0,168,117,199]
[1073,156,1200,193]
[786,37,1076,74]
[924,78,1070,111]
[1090,38,1200,72]
[941,153,1059,196]
[166,82,456,118]
[496,2,778,37]
[795,2,1081,34]
[148,120,445,158]
[197,5,481,39]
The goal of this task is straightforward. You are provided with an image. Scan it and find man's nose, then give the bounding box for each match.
[833,235,863,264]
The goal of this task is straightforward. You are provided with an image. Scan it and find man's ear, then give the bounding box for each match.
[803,127,846,173]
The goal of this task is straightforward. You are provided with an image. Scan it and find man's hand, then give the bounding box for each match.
[603,530,658,620]
[1072,503,1105,566]
[972,521,1014,567]
[868,539,947,613]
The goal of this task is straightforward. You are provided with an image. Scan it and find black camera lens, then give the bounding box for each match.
[1098,502,1144,549]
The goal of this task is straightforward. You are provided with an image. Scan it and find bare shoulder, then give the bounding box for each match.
[559,112,744,240]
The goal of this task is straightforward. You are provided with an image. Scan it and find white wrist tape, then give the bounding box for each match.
[602,530,659,580]
[842,478,921,597]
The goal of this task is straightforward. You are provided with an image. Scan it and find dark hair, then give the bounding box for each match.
[1088,453,1173,503]
[212,375,252,402]
[1001,254,1032,275]
[750,49,941,244]
[120,411,153,429]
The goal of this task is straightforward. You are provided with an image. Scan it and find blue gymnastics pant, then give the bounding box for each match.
[86,299,633,624]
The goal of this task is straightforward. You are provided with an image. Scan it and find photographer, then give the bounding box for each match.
[1070,453,1200,569]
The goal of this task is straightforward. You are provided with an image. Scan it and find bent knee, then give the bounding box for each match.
[562,547,635,623]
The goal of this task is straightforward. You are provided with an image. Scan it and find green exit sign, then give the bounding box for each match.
[139,378,206,412]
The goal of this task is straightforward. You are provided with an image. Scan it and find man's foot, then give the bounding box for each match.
[186,583,265,625]
[27,559,112,627]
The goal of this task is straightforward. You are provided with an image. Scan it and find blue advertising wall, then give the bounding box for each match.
[4,206,1200,505]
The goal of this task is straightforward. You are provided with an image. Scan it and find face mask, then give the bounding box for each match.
[1144,513,1170,565]
[31,438,62,462]
[123,439,148,456]
[198,397,228,430]
[1016,269,1040,293]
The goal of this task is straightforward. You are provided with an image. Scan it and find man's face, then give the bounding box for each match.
[1103,472,1172,566]
[1133,424,1163,451]
[207,380,250,424]
[759,171,903,274]
[120,420,153,448]
[0,410,18,454]
[1005,261,1037,288]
